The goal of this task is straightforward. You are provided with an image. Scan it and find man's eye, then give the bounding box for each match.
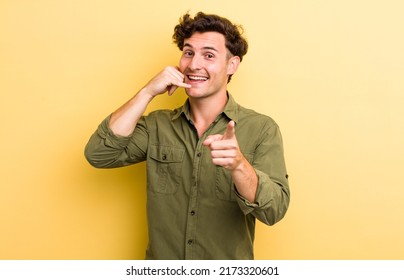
[184,51,193,56]
[206,53,214,59]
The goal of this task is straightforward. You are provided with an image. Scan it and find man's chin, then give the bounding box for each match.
[185,88,203,97]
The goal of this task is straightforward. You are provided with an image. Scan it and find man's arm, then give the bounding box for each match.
[203,120,290,225]
[109,66,191,137]
[84,66,191,167]
[203,121,257,202]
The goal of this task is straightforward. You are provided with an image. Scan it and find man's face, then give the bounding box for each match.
[179,31,239,99]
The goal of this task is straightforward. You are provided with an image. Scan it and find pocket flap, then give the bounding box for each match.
[149,145,185,163]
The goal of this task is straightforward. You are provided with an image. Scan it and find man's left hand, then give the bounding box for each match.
[203,121,245,170]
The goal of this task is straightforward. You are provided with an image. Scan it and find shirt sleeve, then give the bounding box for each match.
[84,115,148,168]
[234,120,290,226]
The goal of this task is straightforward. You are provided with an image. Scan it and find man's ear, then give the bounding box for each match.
[227,56,241,75]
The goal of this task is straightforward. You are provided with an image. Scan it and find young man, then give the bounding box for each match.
[85,12,290,259]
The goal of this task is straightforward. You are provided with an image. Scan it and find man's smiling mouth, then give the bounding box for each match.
[187,75,209,81]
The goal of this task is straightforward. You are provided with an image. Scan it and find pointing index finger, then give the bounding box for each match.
[223,121,236,140]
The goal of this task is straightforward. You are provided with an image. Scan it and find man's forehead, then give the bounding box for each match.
[183,32,226,51]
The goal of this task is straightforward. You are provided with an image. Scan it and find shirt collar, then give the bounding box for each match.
[172,92,239,123]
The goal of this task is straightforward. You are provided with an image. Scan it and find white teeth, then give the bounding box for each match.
[188,75,208,81]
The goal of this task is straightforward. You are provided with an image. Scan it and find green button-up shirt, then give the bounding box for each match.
[85,94,290,260]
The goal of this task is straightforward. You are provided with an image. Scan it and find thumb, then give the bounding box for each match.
[223,120,236,140]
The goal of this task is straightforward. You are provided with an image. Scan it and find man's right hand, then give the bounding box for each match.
[143,66,191,97]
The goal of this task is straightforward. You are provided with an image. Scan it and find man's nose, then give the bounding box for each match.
[189,55,202,70]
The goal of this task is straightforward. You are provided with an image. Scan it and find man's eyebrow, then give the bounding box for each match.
[183,43,218,52]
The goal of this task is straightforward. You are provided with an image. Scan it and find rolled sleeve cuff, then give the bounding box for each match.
[234,169,272,215]
[97,115,132,149]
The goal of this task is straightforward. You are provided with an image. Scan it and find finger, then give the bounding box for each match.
[223,121,236,140]
[165,67,191,93]
[176,81,192,89]
[168,80,192,95]
[168,73,191,88]
[167,66,184,80]
[211,158,231,167]
[208,139,237,150]
[210,149,237,159]
[171,67,192,88]
[203,134,223,146]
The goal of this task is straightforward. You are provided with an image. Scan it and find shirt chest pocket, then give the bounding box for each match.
[147,145,185,194]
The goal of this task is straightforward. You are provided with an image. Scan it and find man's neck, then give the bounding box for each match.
[188,92,228,137]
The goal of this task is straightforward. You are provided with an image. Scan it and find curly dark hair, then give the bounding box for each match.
[173,12,248,62]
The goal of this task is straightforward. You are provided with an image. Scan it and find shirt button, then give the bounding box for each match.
[187,239,193,245]
[190,211,196,216]
[197,152,202,157]
[162,154,167,160]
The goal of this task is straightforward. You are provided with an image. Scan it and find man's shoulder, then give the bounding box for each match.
[144,105,183,119]
[236,103,277,127]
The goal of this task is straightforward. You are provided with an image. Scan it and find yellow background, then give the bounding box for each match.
[1,0,403,259]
